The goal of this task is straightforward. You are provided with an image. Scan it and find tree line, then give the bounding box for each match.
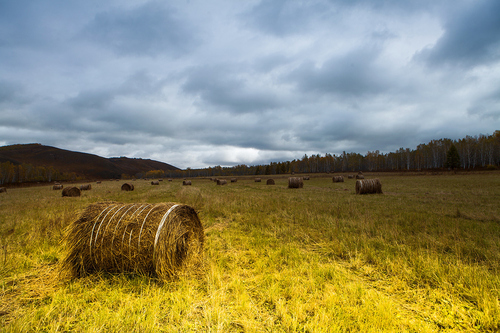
[1,131,498,184]
[184,131,500,177]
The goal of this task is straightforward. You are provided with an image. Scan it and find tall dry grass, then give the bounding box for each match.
[1,174,500,331]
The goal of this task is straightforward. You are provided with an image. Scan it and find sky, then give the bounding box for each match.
[1,0,499,169]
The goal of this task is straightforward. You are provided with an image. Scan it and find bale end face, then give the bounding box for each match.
[266,179,275,185]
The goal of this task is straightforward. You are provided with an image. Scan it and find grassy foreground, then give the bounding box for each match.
[1,172,499,332]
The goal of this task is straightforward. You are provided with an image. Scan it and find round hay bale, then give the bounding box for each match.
[61,201,204,280]
[53,185,64,190]
[62,187,81,197]
[230,178,237,183]
[356,174,365,179]
[80,184,92,191]
[332,176,344,183]
[266,179,275,185]
[355,179,383,195]
[121,183,134,191]
[216,179,227,185]
[348,175,354,179]
[303,176,310,180]
[168,179,173,182]
[288,177,303,189]
[0,187,7,193]
[183,180,192,186]
[255,178,261,182]
[96,181,102,184]
[151,180,160,185]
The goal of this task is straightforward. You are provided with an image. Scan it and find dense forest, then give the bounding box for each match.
[184,131,500,178]
[1,131,499,184]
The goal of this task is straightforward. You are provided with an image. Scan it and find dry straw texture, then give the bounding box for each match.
[62,187,81,197]
[355,179,383,194]
[183,180,192,186]
[53,185,64,190]
[332,176,344,183]
[121,183,134,191]
[217,179,227,185]
[266,179,275,185]
[80,184,92,191]
[288,177,303,188]
[151,181,160,185]
[61,202,204,280]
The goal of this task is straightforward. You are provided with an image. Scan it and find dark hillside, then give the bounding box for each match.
[0,143,179,180]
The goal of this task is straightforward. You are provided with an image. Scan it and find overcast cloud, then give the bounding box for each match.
[1,0,499,169]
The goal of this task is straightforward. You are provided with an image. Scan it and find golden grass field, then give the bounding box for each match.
[1,172,499,332]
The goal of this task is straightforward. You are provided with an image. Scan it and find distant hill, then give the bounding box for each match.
[0,143,180,180]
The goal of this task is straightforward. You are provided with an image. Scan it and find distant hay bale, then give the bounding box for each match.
[356,179,383,195]
[288,177,303,189]
[61,201,204,280]
[159,179,163,182]
[0,187,7,193]
[255,178,261,182]
[62,187,81,197]
[348,175,354,179]
[216,179,227,185]
[80,184,92,191]
[266,179,275,185]
[356,174,365,179]
[168,179,173,182]
[121,183,134,191]
[53,185,64,190]
[96,181,102,184]
[332,176,344,183]
[303,176,310,180]
[183,180,192,186]
[151,181,160,185]
[230,178,237,183]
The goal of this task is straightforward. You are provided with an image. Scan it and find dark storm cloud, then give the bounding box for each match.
[287,46,391,97]
[416,0,500,68]
[80,1,198,57]
[182,64,283,114]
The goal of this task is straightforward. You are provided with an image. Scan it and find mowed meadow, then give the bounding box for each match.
[1,172,500,332]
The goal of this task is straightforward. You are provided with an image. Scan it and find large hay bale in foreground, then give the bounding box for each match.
[216,179,227,185]
[121,183,134,191]
[288,177,303,189]
[61,202,204,280]
[0,187,7,193]
[80,184,92,191]
[332,176,344,183]
[266,179,275,185]
[183,180,192,186]
[355,179,383,194]
[53,185,64,190]
[62,187,81,197]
